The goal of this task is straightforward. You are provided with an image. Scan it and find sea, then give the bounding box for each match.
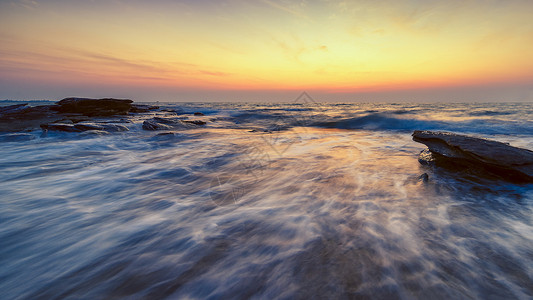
[1,101,532,299]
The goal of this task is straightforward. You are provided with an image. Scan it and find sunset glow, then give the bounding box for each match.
[1,0,533,101]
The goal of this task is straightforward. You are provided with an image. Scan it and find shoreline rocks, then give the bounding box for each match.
[412,130,533,183]
[1,98,151,132]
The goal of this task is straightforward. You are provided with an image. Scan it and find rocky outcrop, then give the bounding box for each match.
[1,98,144,132]
[56,98,133,116]
[412,130,533,183]
[142,117,206,131]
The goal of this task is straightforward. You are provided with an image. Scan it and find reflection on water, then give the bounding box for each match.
[1,103,533,299]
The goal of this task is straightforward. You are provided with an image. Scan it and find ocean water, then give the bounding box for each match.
[1,102,532,299]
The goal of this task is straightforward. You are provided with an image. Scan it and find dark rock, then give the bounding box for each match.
[142,117,206,131]
[56,119,74,124]
[418,173,429,183]
[56,97,133,116]
[41,123,81,132]
[413,130,533,183]
[130,104,159,113]
[0,98,137,132]
[73,124,104,131]
[194,112,205,116]
[182,120,206,126]
[61,114,91,123]
[0,103,28,115]
[0,105,63,132]
[41,122,128,133]
[97,124,129,132]
[142,120,173,131]
[152,117,179,125]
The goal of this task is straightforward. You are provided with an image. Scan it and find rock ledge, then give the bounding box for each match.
[412,130,533,183]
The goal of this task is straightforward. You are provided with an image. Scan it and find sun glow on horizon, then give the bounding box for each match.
[1,0,532,101]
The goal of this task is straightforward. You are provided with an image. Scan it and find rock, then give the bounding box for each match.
[194,112,205,116]
[0,98,137,132]
[142,117,206,131]
[0,104,63,132]
[412,130,533,183]
[97,124,129,132]
[56,97,133,116]
[418,173,429,183]
[143,120,173,131]
[41,123,81,132]
[130,104,159,113]
[418,149,435,165]
[41,122,128,133]
[0,103,28,115]
[73,123,105,131]
[61,114,91,123]
[182,120,206,126]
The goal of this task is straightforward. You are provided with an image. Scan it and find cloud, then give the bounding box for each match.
[12,0,39,10]
[0,46,232,85]
[259,0,309,19]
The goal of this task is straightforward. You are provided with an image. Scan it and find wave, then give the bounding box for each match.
[468,110,515,116]
[311,113,533,135]
[313,113,446,131]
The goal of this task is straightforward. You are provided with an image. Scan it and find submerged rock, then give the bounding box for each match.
[40,123,80,132]
[182,120,206,126]
[412,130,533,183]
[41,122,128,133]
[142,117,206,131]
[418,173,429,183]
[56,97,133,116]
[142,120,173,131]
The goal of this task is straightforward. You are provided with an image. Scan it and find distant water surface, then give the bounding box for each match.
[1,102,532,299]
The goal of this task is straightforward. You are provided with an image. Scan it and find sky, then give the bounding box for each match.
[1,0,533,102]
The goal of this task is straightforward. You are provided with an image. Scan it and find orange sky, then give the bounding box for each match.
[1,0,532,102]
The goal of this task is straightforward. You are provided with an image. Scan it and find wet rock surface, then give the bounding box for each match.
[41,123,129,133]
[0,104,63,132]
[1,98,143,132]
[142,117,206,131]
[413,130,533,183]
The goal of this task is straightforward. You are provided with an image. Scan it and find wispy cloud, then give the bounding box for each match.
[259,0,309,19]
[0,46,232,84]
[12,0,39,10]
